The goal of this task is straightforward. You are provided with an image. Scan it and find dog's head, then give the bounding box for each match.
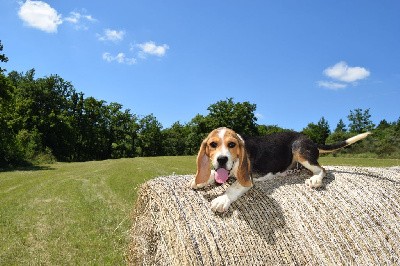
[195,127,252,187]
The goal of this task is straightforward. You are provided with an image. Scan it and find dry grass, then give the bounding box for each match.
[130,166,400,265]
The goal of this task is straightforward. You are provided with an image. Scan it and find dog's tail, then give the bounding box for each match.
[318,132,372,154]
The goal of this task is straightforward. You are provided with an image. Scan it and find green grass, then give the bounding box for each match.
[0,156,195,265]
[0,156,398,264]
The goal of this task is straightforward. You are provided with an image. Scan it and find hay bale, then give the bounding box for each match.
[129,166,400,265]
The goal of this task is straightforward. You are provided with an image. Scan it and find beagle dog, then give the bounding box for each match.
[190,127,370,213]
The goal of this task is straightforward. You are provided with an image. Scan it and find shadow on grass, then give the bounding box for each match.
[0,164,55,173]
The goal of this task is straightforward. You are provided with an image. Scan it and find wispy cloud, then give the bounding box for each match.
[102,52,136,65]
[102,41,170,66]
[18,0,62,33]
[64,10,96,30]
[98,29,125,42]
[317,81,347,90]
[137,41,169,58]
[317,61,370,90]
[255,113,264,119]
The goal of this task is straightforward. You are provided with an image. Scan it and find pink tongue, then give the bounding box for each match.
[215,168,229,184]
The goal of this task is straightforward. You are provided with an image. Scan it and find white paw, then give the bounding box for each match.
[189,179,204,190]
[305,175,323,188]
[211,195,232,213]
[189,179,197,189]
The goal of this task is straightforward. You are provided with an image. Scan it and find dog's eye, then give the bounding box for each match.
[228,142,236,148]
[210,142,218,148]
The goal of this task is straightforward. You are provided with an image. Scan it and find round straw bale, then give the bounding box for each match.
[129,166,400,265]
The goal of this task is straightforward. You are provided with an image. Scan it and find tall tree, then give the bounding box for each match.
[334,119,347,133]
[0,73,21,166]
[9,71,77,161]
[0,40,8,73]
[80,97,111,160]
[185,114,209,155]
[206,98,258,135]
[376,119,390,130]
[161,121,189,156]
[136,114,163,157]
[302,117,331,144]
[347,108,375,133]
[108,103,138,158]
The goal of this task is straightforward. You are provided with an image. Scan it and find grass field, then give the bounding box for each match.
[0,156,398,264]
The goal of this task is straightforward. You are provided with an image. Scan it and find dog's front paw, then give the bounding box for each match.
[211,195,232,213]
[189,179,199,189]
[305,175,323,188]
[189,179,206,190]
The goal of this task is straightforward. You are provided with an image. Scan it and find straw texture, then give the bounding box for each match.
[129,166,400,265]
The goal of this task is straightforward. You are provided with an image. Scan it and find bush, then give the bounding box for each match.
[15,129,56,164]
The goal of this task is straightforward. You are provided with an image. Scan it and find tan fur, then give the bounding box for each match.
[236,137,252,187]
[194,128,253,187]
[195,139,211,185]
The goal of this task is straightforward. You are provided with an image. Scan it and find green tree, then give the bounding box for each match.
[206,98,258,135]
[162,121,189,156]
[68,91,85,161]
[6,69,47,162]
[0,41,17,166]
[0,40,8,73]
[257,125,289,135]
[372,119,400,156]
[347,108,375,133]
[8,70,77,161]
[108,103,138,158]
[376,119,391,130]
[80,97,111,160]
[185,114,209,155]
[0,73,21,166]
[136,114,163,157]
[334,119,347,133]
[302,117,331,144]
[0,42,15,165]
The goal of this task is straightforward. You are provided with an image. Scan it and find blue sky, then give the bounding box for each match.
[1,0,399,131]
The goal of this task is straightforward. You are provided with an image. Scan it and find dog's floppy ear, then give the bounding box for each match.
[195,138,211,185]
[236,136,252,187]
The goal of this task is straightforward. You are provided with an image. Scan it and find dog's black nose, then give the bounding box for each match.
[217,156,228,166]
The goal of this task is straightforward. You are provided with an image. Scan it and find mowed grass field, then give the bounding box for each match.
[0,156,399,264]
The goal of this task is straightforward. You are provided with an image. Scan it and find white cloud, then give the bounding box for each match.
[102,52,136,65]
[65,11,96,23]
[98,29,125,42]
[323,61,370,83]
[18,0,62,33]
[318,61,370,90]
[137,41,169,57]
[102,41,169,66]
[317,81,347,90]
[64,11,96,30]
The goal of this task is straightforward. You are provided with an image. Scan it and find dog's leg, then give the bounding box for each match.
[300,160,326,188]
[211,181,252,212]
[190,170,216,189]
[292,138,326,188]
[254,172,278,182]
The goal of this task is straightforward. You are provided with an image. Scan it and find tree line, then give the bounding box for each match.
[1,41,399,167]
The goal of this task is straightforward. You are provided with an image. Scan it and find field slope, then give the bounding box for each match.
[0,156,398,264]
[0,157,194,265]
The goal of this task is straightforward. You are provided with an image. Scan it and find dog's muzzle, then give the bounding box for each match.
[214,156,233,184]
